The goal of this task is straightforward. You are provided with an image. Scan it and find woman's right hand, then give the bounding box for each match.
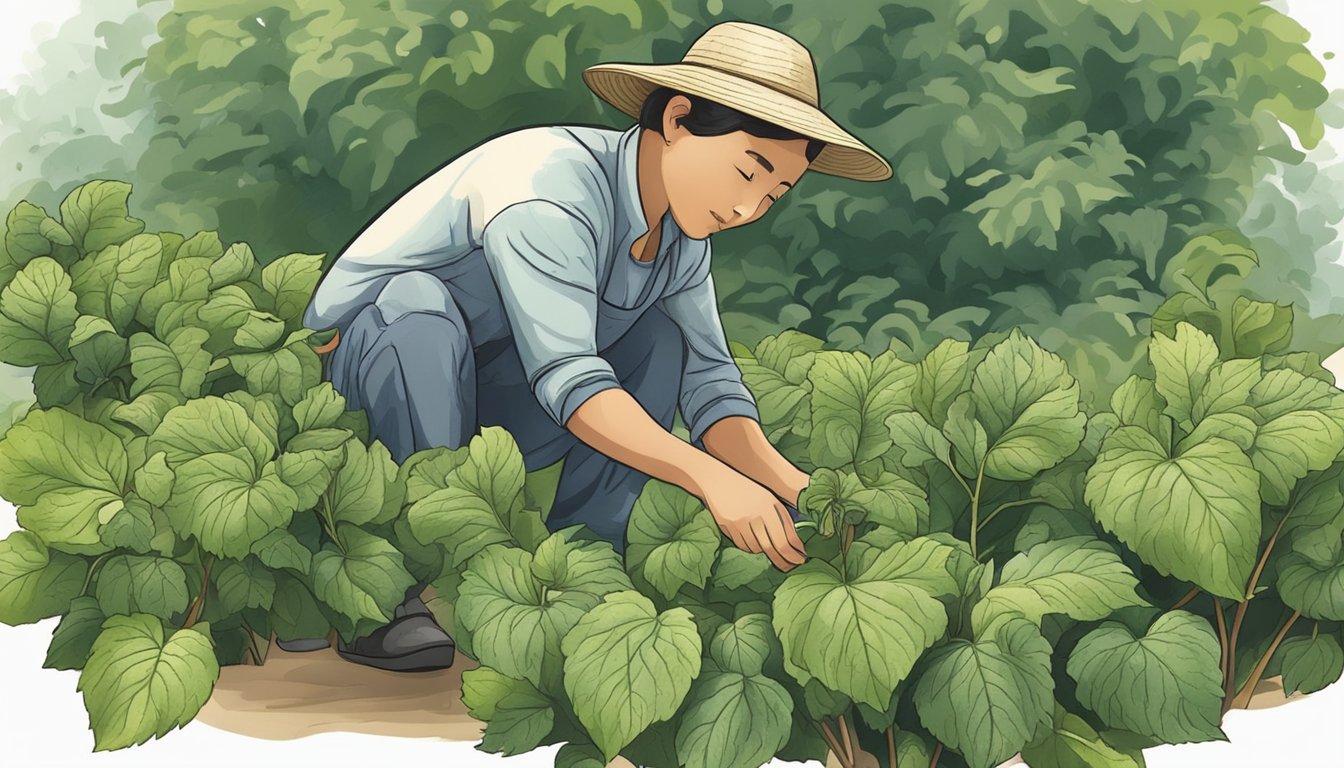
[697,468,808,571]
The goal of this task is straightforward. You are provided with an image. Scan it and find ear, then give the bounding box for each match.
[662,94,693,138]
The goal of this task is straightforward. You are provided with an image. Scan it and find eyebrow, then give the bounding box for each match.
[746,150,793,189]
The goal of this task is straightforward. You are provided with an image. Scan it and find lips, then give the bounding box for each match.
[710,211,726,230]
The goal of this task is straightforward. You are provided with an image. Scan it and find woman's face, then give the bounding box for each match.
[659,96,812,240]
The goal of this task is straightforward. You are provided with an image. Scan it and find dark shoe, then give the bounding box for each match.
[335,586,456,672]
[275,636,331,652]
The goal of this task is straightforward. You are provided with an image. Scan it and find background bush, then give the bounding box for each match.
[4,0,1344,434]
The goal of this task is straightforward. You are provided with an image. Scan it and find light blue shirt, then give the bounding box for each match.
[303,123,759,444]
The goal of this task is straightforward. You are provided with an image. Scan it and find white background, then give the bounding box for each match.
[2,2,1343,766]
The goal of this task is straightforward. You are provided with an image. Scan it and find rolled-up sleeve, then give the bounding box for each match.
[480,201,622,427]
[657,260,760,447]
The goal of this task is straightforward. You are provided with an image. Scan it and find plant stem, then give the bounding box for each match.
[241,618,265,665]
[969,456,986,560]
[929,741,943,768]
[820,719,851,768]
[1226,599,1249,704]
[1229,609,1301,711]
[943,446,974,500]
[838,713,855,766]
[80,552,114,596]
[181,554,215,628]
[1168,585,1200,612]
[976,497,1045,532]
[887,724,897,768]
[1212,596,1229,686]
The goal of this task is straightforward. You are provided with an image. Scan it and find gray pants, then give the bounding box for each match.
[324,271,686,555]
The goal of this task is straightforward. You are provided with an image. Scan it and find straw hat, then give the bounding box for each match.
[582,21,893,183]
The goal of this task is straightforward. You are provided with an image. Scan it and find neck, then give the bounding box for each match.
[635,127,669,240]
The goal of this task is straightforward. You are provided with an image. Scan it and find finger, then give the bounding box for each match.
[776,504,809,559]
[762,507,806,568]
[750,518,790,571]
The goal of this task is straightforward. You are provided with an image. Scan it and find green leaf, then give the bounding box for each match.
[261,252,324,326]
[708,613,774,676]
[736,330,821,435]
[1246,367,1344,506]
[135,452,175,507]
[228,331,323,405]
[711,547,776,591]
[625,479,721,600]
[69,234,162,333]
[808,349,914,468]
[400,443,471,504]
[269,573,330,641]
[43,596,106,670]
[3,202,69,278]
[1276,528,1344,620]
[911,338,972,428]
[0,530,87,624]
[772,539,953,709]
[98,495,161,554]
[177,230,224,263]
[148,396,275,470]
[250,528,313,574]
[208,243,257,289]
[293,382,347,432]
[68,315,129,385]
[674,670,793,768]
[77,614,218,751]
[18,486,121,555]
[162,451,299,560]
[560,590,701,762]
[1022,702,1144,768]
[970,537,1147,636]
[275,443,346,511]
[1085,425,1260,600]
[406,426,544,567]
[555,741,606,768]
[112,391,185,436]
[1066,611,1225,743]
[0,256,79,365]
[95,554,190,619]
[129,327,212,400]
[0,406,128,505]
[1277,633,1344,695]
[310,525,415,630]
[58,180,145,256]
[885,409,953,469]
[233,310,286,349]
[460,667,554,756]
[971,330,1087,481]
[1149,322,1219,428]
[1109,375,1172,447]
[327,439,401,526]
[913,617,1055,768]
[941,391,989,477]
[213,556,276,613]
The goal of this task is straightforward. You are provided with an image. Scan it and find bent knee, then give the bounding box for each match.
[374,271,461,325]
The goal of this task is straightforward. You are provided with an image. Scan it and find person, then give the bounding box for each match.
[292,21,892,672]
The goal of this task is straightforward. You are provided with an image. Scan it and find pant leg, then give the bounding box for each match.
[326,271,477,464]
[543,305,687,554]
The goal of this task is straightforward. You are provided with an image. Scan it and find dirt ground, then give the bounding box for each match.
[195,591,1312,768]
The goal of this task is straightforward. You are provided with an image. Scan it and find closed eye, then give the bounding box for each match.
[737,167,753,181]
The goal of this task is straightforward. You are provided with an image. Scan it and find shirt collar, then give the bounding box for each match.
[615,123,687,256]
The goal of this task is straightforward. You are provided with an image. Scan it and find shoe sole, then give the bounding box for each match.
[335,643,456,672]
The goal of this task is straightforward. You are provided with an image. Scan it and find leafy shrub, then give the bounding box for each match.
[0,180,443,749]
[3,181,1344,767]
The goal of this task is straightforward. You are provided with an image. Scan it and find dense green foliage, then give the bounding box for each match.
[3,0,1344,424]
[3,183,1344,765]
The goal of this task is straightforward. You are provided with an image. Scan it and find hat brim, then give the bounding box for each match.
[583,62,893,183]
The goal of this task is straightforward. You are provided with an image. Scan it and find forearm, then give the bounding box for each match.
[565,388,735,500]
[701,416,809,507]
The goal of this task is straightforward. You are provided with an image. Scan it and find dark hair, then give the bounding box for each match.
[638,86,824,163]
